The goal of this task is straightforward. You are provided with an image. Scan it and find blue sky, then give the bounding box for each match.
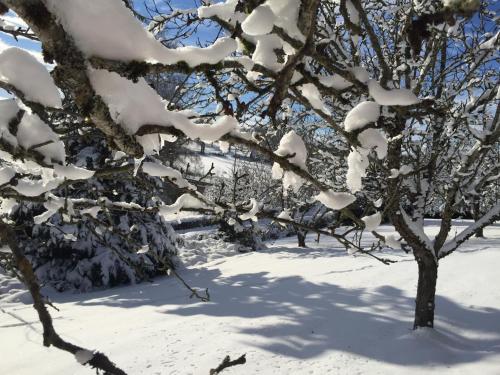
[133,0,221,46]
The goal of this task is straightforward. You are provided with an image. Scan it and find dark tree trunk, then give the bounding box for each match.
[475,227,484,238]
[472,197,484,237]
[297,231,307,248]
[413,250,438,329]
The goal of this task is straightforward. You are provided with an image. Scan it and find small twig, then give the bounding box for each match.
[209,354,246,375]
[43,296,60,312]
[170,267,210,302]
[199,162,215,182]
[152,252,211,302]
[28,139,55,151]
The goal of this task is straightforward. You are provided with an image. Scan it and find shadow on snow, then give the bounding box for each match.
[66,261,500,367]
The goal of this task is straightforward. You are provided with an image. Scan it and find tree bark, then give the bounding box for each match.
[413,249,438,329]
[475,226,484,238]
[297,231,307,248]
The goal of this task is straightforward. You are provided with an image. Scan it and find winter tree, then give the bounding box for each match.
[0,0,498,372]
[147,0,498,330]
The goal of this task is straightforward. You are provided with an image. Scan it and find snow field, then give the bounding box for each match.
[1,221,500,374]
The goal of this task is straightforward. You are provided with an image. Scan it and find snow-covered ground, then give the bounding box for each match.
[198,153,235,177]
[1,220,500,374]
[188,142,267,178]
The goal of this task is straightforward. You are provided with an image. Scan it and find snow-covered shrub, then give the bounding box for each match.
[8,130,180,292]
[178,230,251,266]
[217,216,266,251]
[15,210,178,292]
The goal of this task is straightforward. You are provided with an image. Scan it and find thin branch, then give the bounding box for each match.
[209,354,246,375]
[0,221,128,375]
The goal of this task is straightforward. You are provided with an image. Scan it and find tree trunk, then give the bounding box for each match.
[413,250,438,329]
[475,226,484,238]
[297,231,307,248]
[472,197,484,237]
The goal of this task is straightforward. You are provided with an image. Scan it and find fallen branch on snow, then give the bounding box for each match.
[209,354,246,374]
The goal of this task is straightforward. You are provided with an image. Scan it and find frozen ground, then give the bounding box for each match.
[1,220,500,374]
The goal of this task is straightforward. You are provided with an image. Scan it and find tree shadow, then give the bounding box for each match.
[67,267,500,367]
[262,241,410,261]
[424,219,500,228]
[263,245,349,260]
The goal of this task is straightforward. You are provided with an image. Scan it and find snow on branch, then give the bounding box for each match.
[344,101,380,132]
[271,130,308,193]
[142,161,194,189]
[88,68,239,152]
[158,194,211,218]
[241,5,276,36]
[440,203,500,258]
[0,47,61,108]
[238,198,260,221]
[0,99,65,165]
[367,80,420,106]
[44,0,237,66]
[315,190,356,210]
[361,212,382,232]
[53,165,95,180]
